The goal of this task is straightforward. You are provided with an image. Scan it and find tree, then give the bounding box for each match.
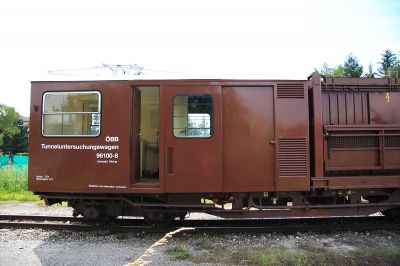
[0,104,28,165]
[315,63,345,77]
[393,54,400,78]
[1,119,28,164]
[377,49,397,77]
[343,54,363,78]
[363,63,375,78]
[0,104,20,147]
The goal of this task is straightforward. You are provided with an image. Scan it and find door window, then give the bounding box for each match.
[173,94,213,138]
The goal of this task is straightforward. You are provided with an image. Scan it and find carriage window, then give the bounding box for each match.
[173,94,213,138]
[42,91,101,136]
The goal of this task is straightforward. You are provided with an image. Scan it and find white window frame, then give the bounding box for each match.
[42,91,101,137]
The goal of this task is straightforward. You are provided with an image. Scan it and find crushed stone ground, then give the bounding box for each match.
[0,203,399,266]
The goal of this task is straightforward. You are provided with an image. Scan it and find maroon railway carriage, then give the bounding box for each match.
[28,74,400,222]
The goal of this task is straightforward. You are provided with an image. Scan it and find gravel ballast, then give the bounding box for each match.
[1,203,399,265]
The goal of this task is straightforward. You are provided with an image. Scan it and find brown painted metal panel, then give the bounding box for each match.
[324,125,400,171]
[362,93,369,123]
[322,93,330,125]
[329,93,338,125]
[327,176,400,189]
[338,94,347,125]
[222,86,275,191]
[317,77,400,188]
[322,92,369,126]
[309,74,324,178]
[278,138,307,177]
[327,150,380,170]
[386,150,400,167]
[345,93,355,124]
[354,93,364,124]
[163,85,222,193]
[28,81,133,193]
[369,92,400,124]
[274,82,310,191]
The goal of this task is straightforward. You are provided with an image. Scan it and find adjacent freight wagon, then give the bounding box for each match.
[28,74,400,223]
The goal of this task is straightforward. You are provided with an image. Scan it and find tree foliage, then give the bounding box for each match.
[1,119,28,156]
[343,54,363,78]
[0,104,20,147]
[363,63,375,78]
[314,63,345,77]
[0,104,28,162]
[377,49,398,77]
[315,50,399,78]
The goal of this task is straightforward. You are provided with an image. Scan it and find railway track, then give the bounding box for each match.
[0,214,398,233]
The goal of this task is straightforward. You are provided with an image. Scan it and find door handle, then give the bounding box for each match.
[167,147,174,175]
[269,140,276,145]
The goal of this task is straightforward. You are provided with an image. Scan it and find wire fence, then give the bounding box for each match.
[0,156,29,169]
[0,156,28,194]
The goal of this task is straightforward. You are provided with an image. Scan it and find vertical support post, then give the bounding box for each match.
[311,74,324,178]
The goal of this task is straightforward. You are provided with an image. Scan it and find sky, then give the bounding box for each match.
[0,0,399,116]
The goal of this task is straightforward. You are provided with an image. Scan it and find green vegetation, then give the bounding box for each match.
[199,233,211,249]
[343,54,364,78]
[0,104,29,166]
[0,104,20,146]
[316,54,364,78]
[368,247,400,262]
[166,245,190,261]
[315,49,400,78]
[0,166,39,202]
[378,50,399,77]
[180,243,400,265]
[0,103,32,202]
[245,248,312,266]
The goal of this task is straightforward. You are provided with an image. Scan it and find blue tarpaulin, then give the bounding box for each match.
[0,156,29,169]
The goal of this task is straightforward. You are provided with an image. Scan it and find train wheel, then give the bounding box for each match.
[83,206,100,220]
[144,212,175,227]
[80,206,115,225]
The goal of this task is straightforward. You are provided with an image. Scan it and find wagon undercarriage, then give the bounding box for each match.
[38,188,400,224]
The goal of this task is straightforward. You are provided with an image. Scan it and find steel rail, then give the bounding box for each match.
[0,215,82,223]
[0,215,398,233]
[0,214,389,224]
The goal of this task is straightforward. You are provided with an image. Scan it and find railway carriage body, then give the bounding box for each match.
[28,75,400,221]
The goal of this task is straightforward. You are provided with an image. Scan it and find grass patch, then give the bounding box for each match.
[0,191,40,202]
[371,247,400,260]
[356,247,400,265]
[166,245,190,261]
[0,166,39,202]
[199,233,212,249]
[190,244,400,266]
[244,248,313,266]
